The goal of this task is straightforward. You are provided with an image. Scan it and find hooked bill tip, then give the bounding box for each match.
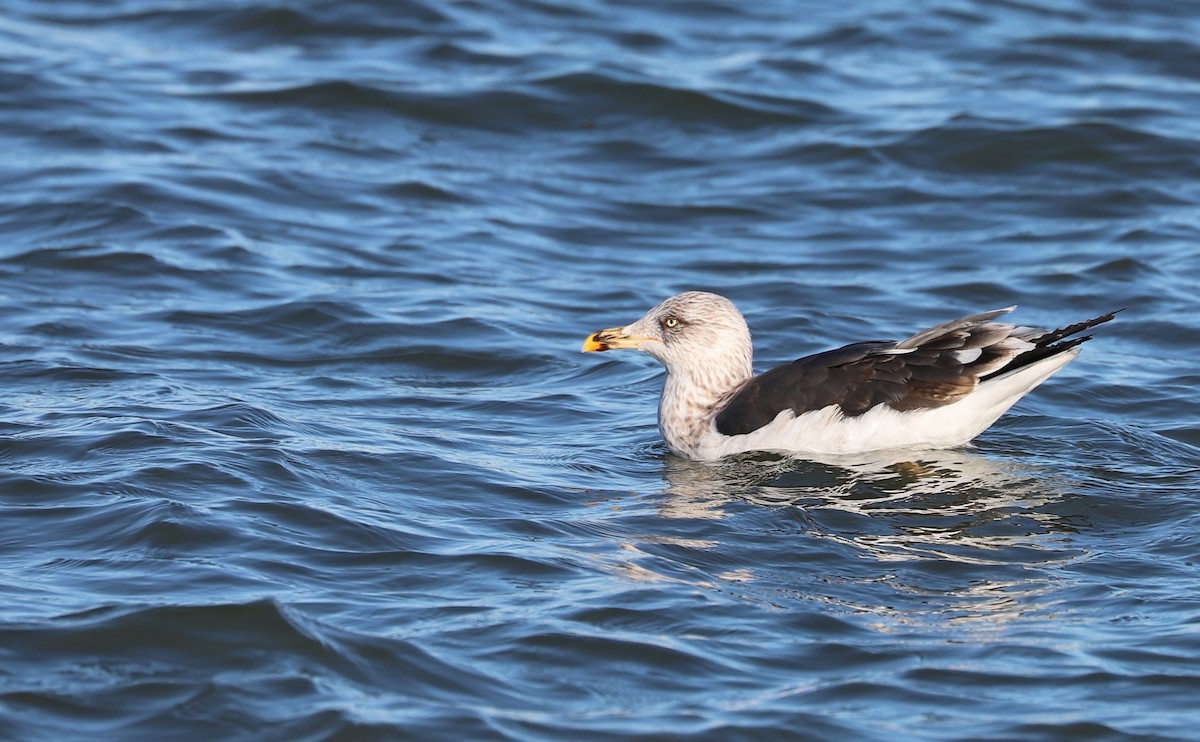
[582,332,609,352]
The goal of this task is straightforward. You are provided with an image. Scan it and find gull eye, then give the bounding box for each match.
[663,316,679,329]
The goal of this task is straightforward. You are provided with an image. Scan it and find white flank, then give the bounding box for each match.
[690,348,1081,460]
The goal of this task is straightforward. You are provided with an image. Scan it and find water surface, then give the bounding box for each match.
[2,0,1199,739]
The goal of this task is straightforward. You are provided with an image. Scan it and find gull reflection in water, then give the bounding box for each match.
[658,446,1070,528]
[625,446,1090,631]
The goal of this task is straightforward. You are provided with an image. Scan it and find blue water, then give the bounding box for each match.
[2,0,1199,739]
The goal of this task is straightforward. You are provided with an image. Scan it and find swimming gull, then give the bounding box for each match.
[582,291,1117,460]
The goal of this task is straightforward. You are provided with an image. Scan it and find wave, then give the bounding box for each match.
[881,118,1200,179]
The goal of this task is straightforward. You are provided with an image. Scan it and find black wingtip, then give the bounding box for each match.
[979,309,1119,382]
[1035,308,1122,347]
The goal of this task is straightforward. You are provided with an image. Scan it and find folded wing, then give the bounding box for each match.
[714,307,1118,437]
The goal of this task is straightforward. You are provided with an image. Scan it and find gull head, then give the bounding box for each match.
[582,291,753,381]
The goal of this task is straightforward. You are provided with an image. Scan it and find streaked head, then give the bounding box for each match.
[582,291,753,378]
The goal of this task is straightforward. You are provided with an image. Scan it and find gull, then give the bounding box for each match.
[582,291,1117,461]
